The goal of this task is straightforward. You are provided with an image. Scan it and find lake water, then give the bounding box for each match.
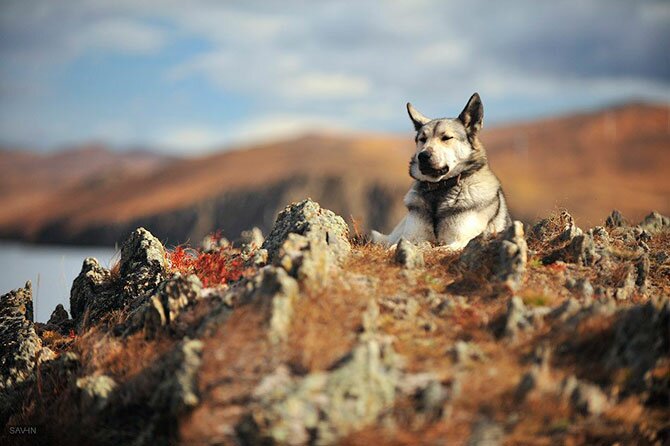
[0,242,118,322]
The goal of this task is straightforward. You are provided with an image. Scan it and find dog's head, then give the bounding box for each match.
[407,93,485,182]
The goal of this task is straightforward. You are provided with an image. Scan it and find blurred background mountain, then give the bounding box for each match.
[0,1,668,317]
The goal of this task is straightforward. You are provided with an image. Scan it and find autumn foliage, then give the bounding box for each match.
[167,234,252,287]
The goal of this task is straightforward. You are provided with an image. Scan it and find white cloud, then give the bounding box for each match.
[69,19,167,54]
[157,125,228,153]
[280,73,371,99]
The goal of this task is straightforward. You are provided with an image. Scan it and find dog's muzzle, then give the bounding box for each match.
[418,151,449,177]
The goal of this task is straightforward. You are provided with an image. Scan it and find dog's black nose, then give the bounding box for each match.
[418,151,431,163]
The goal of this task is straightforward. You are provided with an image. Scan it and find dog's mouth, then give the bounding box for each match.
[419,163,450,178]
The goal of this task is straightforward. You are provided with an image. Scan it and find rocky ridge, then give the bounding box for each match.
[0,201,668,445]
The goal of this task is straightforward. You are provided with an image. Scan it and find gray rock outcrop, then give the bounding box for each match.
[0,282,42,390]
[262,199,351,264]
[459,221,527,291]
[70,227,168,329]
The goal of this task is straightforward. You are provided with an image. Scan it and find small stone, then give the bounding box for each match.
[394,238,425,269]
[605,210,628,228]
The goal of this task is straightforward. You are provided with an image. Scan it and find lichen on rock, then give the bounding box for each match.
[237,337,400,445]
[458,220,527,291]
[262,199,351,264]
[0,282,42,390]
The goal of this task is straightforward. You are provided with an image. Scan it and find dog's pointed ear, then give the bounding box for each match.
[407,102,431,131]
[458,92,484,135]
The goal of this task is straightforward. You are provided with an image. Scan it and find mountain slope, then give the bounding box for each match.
[0,103,668,246]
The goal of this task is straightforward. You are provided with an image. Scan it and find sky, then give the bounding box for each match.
[0,0,668,154]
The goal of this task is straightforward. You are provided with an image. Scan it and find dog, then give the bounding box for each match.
[371,93,512,249]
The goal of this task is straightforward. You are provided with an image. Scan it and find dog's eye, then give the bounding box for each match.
[441,135,453,142]
[418,136,427,143]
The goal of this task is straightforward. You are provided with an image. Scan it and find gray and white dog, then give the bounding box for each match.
[372,93,511,249]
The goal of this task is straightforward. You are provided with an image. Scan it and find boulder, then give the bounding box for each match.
[0,282,42,390]
[394,238,425,269]
[262,199,351,264]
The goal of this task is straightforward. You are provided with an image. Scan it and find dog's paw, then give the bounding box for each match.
[370,230,387,245]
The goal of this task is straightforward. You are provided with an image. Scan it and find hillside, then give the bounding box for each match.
[0,200,668,445]
[0,102,668,246]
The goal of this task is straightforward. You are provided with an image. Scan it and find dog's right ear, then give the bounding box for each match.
[407,103,431,131]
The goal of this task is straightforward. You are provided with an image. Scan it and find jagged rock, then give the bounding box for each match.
[77,374,117,411]
[639,211,670,234]
[605,298,670,397]
[245,267,300,344]
[498,296,532,339]
[240,227,265,251]
[275,233,332,288]
[459,221,527,291]
[156,274,202,324]
[0,282,42,390]
[119,227,168,301]
[262,199,351,264]
[71,228,168,329]
[70,257,114,327]
[605,209,628,228]
[238,337,400,446]
[47,304,69,326]
[123,273,203,338]
[467,417,504,446]
[394,238,425,269]
[561,376,609,416]
[543,231,599,266]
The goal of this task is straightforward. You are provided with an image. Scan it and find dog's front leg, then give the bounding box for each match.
[373,212,434,246]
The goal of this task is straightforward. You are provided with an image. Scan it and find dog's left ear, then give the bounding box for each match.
[407,102,431,131]
[458,92,484,135]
